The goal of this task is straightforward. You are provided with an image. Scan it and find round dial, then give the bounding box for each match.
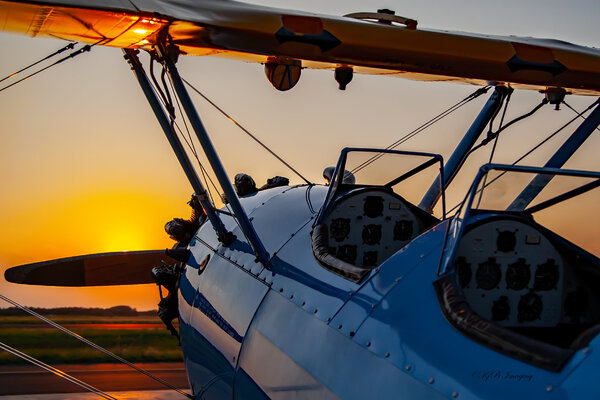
[506,258,531,291]
[476,258,502,290]
[534,259,560,291]
[363,196,384,218]
[337,245,357,264]
[330,218,351,242]
[362,224,382,245]
[496,230,517,253]
[394,220,414,242]
[518,293,543,322]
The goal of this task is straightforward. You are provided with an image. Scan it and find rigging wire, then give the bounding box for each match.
[563,100,600,132]
[168,74,198,158]
[149,56,222,206]
[467,96,549,156]
[0,341,118,400]
[486,89,513,164]
[151,60,243,236]
[350,86,491,175]
[0,294,193,399]
[0,42,76,84]
[475,89,513,208]
[0,41,100,93]
[446,98,599,215]
[164,74,227,207]
[182,77,312,185]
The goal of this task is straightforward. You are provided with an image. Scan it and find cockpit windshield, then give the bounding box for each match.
[467,166,600,256]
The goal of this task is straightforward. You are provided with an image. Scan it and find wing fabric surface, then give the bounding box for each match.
[0,0,599,94]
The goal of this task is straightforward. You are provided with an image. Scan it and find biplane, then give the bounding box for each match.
[1,0,600,399]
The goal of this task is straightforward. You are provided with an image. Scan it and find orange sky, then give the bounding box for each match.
[0,0,599,311]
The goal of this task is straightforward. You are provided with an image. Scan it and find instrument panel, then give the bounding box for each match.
[455,218,600,328]
[322,190,427,269]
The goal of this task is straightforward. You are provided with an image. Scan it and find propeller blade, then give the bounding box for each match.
[4,250,176,287]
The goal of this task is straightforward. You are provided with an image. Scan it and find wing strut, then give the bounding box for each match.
[420,86,509,212]
[123,49,232,244]
[507,99,600,210]
[156,44,271,268]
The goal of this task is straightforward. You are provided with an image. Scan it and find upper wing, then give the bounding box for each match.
[1,0,599,95]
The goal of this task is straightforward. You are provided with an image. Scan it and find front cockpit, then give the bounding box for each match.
[312,148,443,282]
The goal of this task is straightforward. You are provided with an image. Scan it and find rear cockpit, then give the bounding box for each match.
[437,164,600,371]
[313,148,443,282]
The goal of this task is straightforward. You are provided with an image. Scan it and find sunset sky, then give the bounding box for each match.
[0,0,599,311]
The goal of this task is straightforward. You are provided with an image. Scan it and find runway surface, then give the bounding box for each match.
[0,390,188,399]
[0,362,190,398]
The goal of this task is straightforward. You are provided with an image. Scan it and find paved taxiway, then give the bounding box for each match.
[0,362,189,398]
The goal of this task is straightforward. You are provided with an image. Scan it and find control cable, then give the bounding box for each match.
[0,294,193,399]
[0,341,118,400]
[0,41,100,93]
[0,42,76,84]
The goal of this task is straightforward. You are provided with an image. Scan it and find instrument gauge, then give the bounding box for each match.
[337,245,357,264]
[364,196,384,218]
[496,230,517,252]
[506,258,531,291]
[330,218,351,242]
[455,256,472,288]
[534,259,560,291]
[362,224,382,245]
[394,220,414,242]
[476,258,502,290]
[518,293,543,322]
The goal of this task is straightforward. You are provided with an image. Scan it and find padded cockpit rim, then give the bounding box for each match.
[312,224,371,283]
[433,274,574,372]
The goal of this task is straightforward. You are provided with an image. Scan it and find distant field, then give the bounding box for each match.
[0,315,183,365]
[0,315,161,324]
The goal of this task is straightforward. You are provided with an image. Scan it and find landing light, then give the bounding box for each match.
[264,58,301,91]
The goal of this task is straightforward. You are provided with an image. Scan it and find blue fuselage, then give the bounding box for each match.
[178,185,600,399]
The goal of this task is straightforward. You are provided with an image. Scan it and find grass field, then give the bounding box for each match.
[0,315,161,324]
[0,315,183,365]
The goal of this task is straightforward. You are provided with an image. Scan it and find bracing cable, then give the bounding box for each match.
[0,42,76,84]
[0,294,193,399]
[164,75,227,207]
[0,41,100,93]
[446,99,599,215]
[350,86,491,175]
[154,63,239,227]
[0,341,118,400]
[475,89,513,208]
[467,96,549,155]
[149,56,222,206]
[182,77,312,185]
[563,100,600,132]
[486,89,513,164]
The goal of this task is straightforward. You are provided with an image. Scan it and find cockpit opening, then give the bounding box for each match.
[313,148,444,282]
[436,165,600,371]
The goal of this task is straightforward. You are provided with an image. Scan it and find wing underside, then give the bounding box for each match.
[1,0,599,95]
